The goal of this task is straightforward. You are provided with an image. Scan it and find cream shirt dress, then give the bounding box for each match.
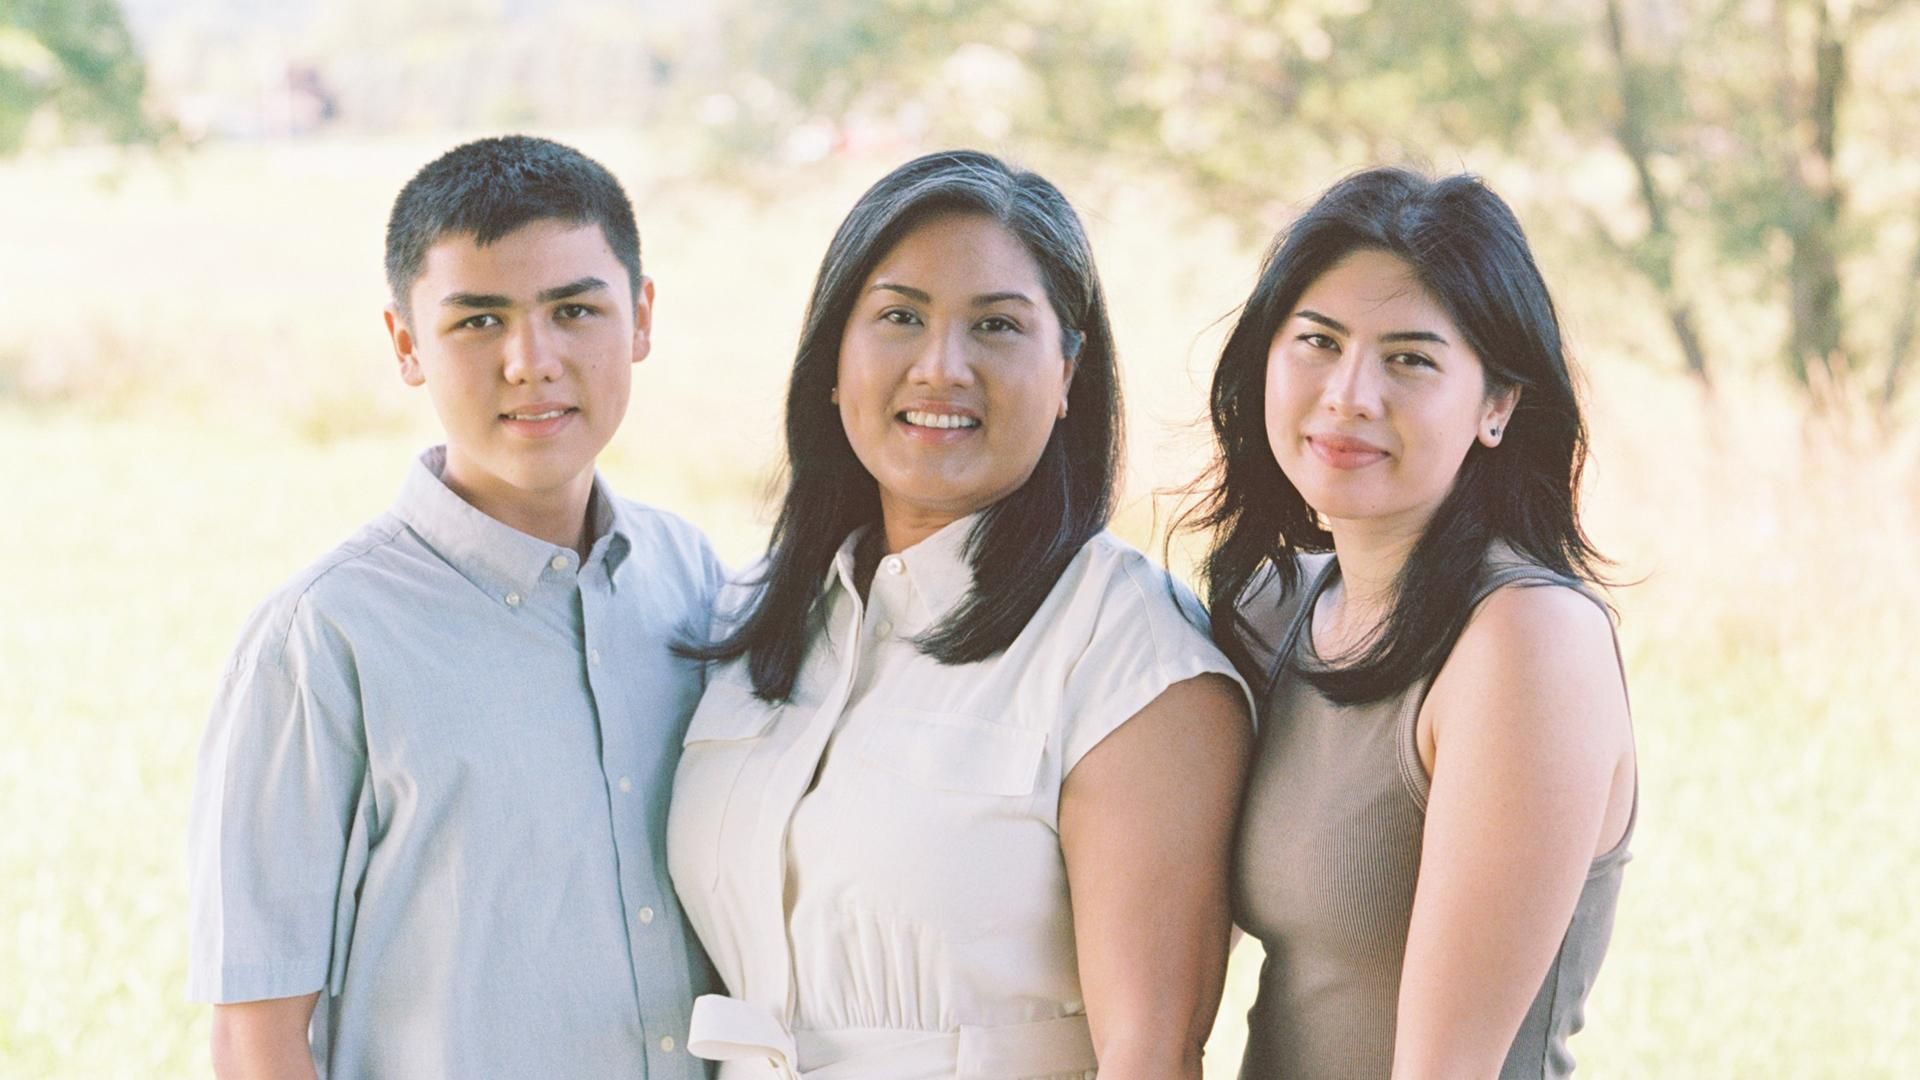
[667,516,1245,1079]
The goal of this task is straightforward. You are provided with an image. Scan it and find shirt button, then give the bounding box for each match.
[618,776,632,793]
[550,554,570,571]
[504,591,521,607]
[881,555,905,575]
[659,1035,675,1052]
[874,621,893,639]
[638,906,655,924]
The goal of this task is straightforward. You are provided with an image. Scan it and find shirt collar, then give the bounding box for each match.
[392,446,632,602]
[824,511,981,626]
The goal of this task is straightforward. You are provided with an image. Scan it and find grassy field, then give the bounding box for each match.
[2,135,1915,1077]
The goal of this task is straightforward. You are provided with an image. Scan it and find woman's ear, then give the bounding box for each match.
[1479,386,1521,447]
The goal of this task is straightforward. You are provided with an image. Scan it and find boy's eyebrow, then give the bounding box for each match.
[439,277,611,309]
[537,276,610,303]
[1295,309,1448,345]
[443,291,512,309]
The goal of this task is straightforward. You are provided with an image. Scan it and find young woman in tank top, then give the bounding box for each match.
[1184,168,1637,1078]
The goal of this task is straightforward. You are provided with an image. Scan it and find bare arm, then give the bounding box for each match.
[211,994,320,1080]
[1392,585,1633,1079]
[1060,673,1252,1080]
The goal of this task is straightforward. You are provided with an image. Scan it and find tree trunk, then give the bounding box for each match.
[1883,221,1920,411]
[1602,0,1712,386]
[1780,0,1849,399]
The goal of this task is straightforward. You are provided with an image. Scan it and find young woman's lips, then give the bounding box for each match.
[500,405,579,438]
[1308,434,1389,469]
[896,407,982,443]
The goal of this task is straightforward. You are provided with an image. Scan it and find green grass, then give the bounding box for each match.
[2,136,1915,1077]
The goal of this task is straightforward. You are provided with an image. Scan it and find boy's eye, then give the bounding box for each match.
[455,313,502,330]
[556,303,594,320]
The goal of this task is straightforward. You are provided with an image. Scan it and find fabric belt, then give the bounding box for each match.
[686,993,1098,1079]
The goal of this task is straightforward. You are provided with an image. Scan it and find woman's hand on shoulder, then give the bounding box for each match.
[1059,672,1252,1080]
[1394,582,1634,1079]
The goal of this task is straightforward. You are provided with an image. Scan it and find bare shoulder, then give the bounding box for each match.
[1427,579,1629,758]
[1456,580,1617,680]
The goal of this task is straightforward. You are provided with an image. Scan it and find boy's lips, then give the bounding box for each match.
[500,404,579,437]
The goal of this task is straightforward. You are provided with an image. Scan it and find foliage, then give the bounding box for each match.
[694,0,1920,409]
[0,0,157,153]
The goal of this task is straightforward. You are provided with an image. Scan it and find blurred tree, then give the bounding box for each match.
[0,0,158,153]
[1597,0,1710,386]
[704,0,1920,409]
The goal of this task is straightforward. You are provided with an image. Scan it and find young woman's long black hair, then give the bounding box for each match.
[685,150,1122,702]
[1183,167,1609,705]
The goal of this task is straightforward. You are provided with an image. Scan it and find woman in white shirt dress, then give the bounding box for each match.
[667,150,1252,1080]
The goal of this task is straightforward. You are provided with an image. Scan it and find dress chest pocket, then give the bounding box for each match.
[856,713,1047,797]
[681,677,780,745]
[669,676,782,895]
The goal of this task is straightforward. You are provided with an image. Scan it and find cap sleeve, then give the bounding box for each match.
[1058,548,1252,778]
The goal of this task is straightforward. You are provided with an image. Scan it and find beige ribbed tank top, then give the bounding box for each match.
[1232,552,1633,1079]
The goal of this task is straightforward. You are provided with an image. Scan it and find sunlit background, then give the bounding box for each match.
[2,1,1916,1076]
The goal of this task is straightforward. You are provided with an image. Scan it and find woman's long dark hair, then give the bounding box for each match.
[1183,167,1609,705]
[685,150,1122,702]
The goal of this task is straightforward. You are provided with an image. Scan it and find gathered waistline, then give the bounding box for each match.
[686,993,1098,1079]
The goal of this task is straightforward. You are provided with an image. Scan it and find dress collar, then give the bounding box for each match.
[824,512,982,626]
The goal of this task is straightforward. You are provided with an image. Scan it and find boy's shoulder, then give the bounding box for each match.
[222,512,417,679]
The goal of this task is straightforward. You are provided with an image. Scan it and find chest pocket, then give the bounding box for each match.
[682,677,781,745]
[857,713,1047,797]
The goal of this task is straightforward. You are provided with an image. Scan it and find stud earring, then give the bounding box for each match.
[830,386,838,404]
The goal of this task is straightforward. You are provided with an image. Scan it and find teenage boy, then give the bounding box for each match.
[188,135,721,1079]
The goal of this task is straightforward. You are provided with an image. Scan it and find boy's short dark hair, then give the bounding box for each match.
[385,135,642,320]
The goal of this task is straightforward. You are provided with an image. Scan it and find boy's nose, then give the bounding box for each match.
[503,322,564,383]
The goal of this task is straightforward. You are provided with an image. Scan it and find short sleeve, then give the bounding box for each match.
[1058,552,1252,778]
[187,600,372,1004]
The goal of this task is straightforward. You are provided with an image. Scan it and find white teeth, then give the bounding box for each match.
[901,410,980,430]
[507,409,568,421]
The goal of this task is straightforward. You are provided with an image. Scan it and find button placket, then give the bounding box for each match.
[748,586,868,1028]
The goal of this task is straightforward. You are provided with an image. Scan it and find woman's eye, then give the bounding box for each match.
[1300,333,1336,350]
[975,315,1019,333]
[880,308,921,326]
[1389,351,1436,369]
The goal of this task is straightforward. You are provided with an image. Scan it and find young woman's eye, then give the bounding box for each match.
[1299,333,1337,350]
[1388,351,1436,369]
[975,315,1020,334]
[880,308,921,326]
[455,313,502,331]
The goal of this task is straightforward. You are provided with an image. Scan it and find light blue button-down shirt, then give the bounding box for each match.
[189,446,721,1079]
